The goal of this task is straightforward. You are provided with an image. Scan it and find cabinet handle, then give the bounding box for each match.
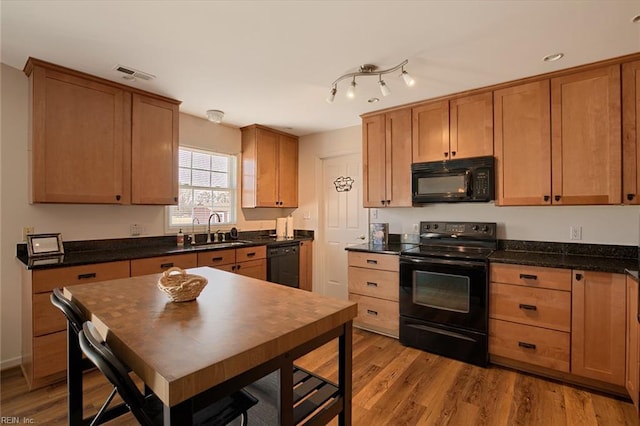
[519,274,537,280]
[231,265,236,271]
[386,199,391,205]
[366,259,378,264]
[554,195,561,202]
[628,193,636,201]
[160,263,174,269]
[246,252,256,257]
[174,197,178,203]
[211,257,223,262]
[366,281,378,287]
[115,195,121,201]
[236,264,241,270]
[366,309,378,316]
[519,303,537,311]
[518,342,536,350]
[575,273,583,281]
[77,273,97,280]
[543,195,550,202]
[444,152,449,158]
[451,151,456,157]
[380,200,385,205]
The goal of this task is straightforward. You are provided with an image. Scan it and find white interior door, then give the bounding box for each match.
[321,154,368,300]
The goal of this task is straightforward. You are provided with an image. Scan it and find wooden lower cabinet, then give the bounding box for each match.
[197,246,267,281]
[626,275,639,412]
[22,260,130,390]
[348,252,399,337]
[299,240,313,291]
[130,253,197,276]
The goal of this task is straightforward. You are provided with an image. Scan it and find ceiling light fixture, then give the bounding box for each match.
[543,52,564,62]
[326,59,413,103]
[206,109,224,123]
[633,14,640,23]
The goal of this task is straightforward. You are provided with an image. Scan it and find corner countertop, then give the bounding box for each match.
[345,243,418,255]
[17,233,313,270]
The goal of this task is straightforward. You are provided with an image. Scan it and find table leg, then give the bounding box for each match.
[164,399,193,425]
[279,357,294,426]
[67,322,83,426]
[338,321,353,426]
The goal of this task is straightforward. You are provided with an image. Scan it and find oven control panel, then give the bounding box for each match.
[420,221,496,239]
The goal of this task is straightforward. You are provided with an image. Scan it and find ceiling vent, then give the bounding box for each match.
[112,64,156,81]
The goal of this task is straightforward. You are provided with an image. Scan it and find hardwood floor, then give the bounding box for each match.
[2,328,638,425]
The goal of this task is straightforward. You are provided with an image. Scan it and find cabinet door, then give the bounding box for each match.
[235,259,267,280]
[299,240,313,292]
[551,65,622,205]
[130,254,197,276]
[571,270,626,385]
[623,60,640,205]
[131,94,179,205]
[30,66,130,203]
[362,114,387,207]
[385,108,412,207]
[255,128,280,207]
[494,81,552,205]
[412,100,449,162]
[449,92,494,159]
[278,134,299,207]
[626,275,639,410]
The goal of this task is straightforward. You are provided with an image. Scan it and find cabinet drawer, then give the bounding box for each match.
[197,249,236,267]
[236,259,267,280]
[32,261,130,293]
[32,331,66,378]
[349,293,399,337]
[489,319,570,372]
[348,267,398,301]
[348,252,398,272]
[490,263,572,291]
[236,245,266,262]
[490,282,571,332]
[130,254,197,277]
[33,292,66,336]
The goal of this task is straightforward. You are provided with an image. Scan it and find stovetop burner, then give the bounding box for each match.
[401,221,497,261]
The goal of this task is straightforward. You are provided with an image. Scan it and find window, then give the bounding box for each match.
[166,147,237,230]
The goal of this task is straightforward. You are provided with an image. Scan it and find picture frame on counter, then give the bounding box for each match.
[370,223,389,245]
[26,233,64,257]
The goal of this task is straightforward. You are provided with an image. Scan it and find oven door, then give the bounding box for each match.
[399,256,488,333]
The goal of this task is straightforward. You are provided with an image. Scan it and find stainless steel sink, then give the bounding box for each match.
[193,240,253,249]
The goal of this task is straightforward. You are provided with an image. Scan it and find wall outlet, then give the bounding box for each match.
[412,223,419,233]
[372,209,378,219]
[570,225,582,240]
[130,223,143,236]
[22,226,34,241]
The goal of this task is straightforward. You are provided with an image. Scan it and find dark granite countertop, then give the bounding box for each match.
[345,242,418,255]
[17,231,313,270]
[627,269,639,282]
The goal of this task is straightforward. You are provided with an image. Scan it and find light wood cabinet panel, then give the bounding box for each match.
[490,263,572,292]
[236,245,266,262]
[572,270,626,386]
[130,254,197,277]
[449,92,494,160]
[348,267,399,301]
[28,64,130,204]
[197,249,236,267]
[241,125,299,208]
[551,65,622,205]
[299,240,313,292]
[623,60,640,205]
[131,94,179,205]
[198,246,266,280]
[489,319,570,372]
[412,100,449,163]
[626,275,639,411]
[33,293,66,336]
[32,260,130,293]
[235,258,267,280]
[348,251,399,272]
[494,81,552,205]
[32,331,67,379]
[362,109,412,207]
[349,293,399,338]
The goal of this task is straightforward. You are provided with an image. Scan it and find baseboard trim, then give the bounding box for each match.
[1,356,22,372]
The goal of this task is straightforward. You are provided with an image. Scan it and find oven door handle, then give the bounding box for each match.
[400,256,487,269]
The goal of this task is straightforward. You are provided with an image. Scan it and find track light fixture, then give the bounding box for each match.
[326,59,413,103]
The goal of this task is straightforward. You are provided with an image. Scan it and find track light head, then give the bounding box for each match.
[326,86,337,103]
[346,78,356,99]
[401,68,415,87]
[378,76,391,97]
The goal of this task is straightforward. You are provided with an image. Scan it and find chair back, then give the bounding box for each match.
[79,321,152,425]
[50,288,85,335]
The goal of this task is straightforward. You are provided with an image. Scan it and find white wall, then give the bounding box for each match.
[0,63,283,369]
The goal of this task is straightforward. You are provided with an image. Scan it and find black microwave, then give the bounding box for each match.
[411,156,494,204]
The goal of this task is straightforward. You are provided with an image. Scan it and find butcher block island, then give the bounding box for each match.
[64,266,356,425]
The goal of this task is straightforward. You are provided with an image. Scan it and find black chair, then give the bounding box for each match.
[50,288,131,425]
[79,321,258,426]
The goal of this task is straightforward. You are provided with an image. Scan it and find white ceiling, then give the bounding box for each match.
[2,1,639,136]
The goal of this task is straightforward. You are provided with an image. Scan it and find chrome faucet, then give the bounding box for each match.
[207,212,222,243]
[190,217,200,245]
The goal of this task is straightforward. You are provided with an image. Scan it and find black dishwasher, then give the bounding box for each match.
[267,243,299,288]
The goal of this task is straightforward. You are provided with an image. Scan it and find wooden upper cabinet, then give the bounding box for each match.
[551,65,622,205]
[449,92,494,160]
[494,80,552,206]
[412,100,449,163]
[28,63,131,204]
[623,60,640,205]
[362,109,412,208]
[241,124,298,208]
[131,94,179,205]
[24,58,180,205]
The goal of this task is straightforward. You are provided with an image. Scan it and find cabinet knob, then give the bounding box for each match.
[628,193,635,201]
[174,197,178,203]
[543,195,550,202]
[575,273,583,281]
[386,199,391,205]
[116,195,121,201]
[380,200,385,205]
[554,195,561,202]
[444,152,449,158]
[451,151,456,157]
